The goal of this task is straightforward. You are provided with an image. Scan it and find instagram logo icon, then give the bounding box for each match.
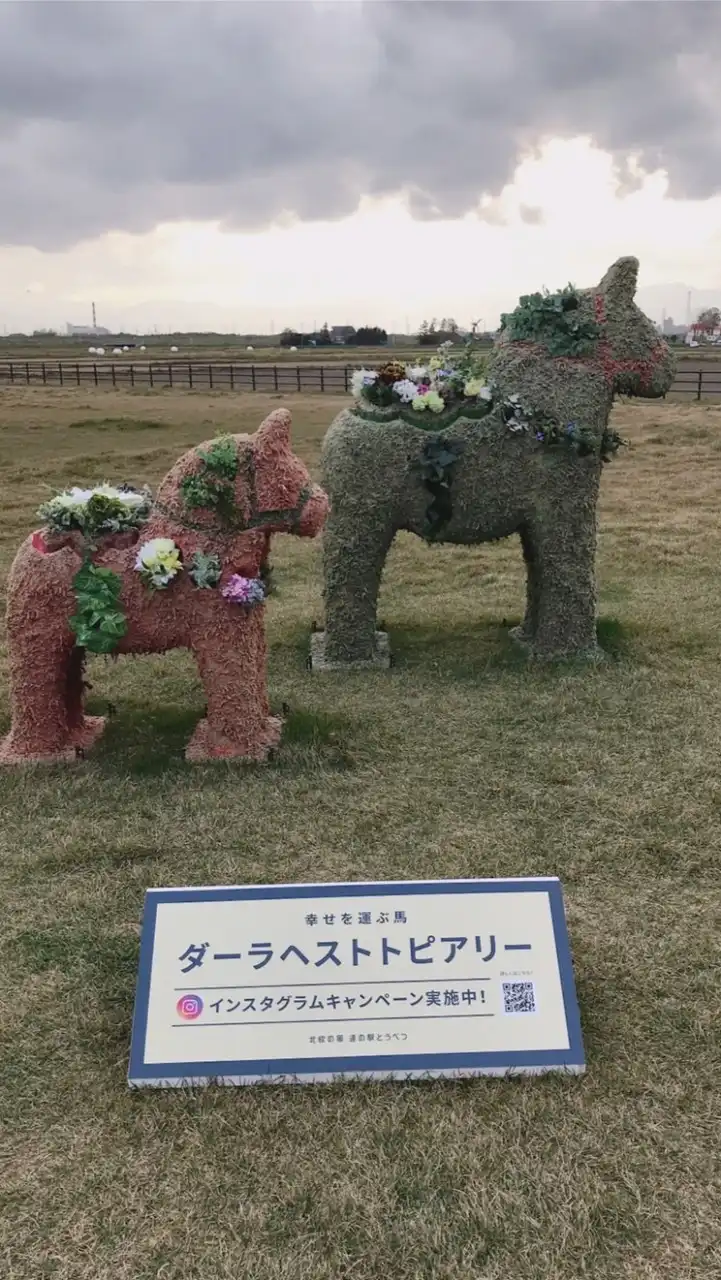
[176,993,204,1020]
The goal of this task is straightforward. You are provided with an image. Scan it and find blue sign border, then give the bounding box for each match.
[128,878,585,1083]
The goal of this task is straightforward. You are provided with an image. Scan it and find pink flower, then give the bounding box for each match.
[221,574,266,606]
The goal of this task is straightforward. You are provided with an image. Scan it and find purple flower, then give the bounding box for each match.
[535,431,545,441]
[221,574,266,606]
[566,422,577,434]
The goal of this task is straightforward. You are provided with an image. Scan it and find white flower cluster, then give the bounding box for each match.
[503,393,530,433]
[135,537,183,589]
[351,348,494,414]
[48,484,147,513]
[391,378,420,403]
[39,483,152,537]
[350,368,379,398]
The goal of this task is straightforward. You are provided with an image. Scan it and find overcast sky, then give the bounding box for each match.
[2,0,721,333]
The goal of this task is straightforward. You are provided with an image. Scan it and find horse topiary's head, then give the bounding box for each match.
[497,256,674,400]
[593,257,675,399]
[150,408,329,577]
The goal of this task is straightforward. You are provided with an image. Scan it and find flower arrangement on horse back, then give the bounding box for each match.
[351,339,492,417]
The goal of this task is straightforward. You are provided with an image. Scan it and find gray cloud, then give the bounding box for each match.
[1,0,720,251]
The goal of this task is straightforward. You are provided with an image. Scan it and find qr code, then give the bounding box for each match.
[502,981,536,1014]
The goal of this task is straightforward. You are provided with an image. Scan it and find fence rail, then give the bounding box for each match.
[1,359,721,399]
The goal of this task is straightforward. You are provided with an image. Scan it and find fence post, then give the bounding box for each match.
[111,363,116,387]
[93,363,98,387]
[297,365,301,392]
[149,363,154,389]
[26,362,30,385]
[130,364,135,388]
[168,363,173,387]
[697,369,703,401]
[230,364,234,390]
[9,363,14,383]
[251,365,256,391]
[58,361,63,386]
[208,363,213,390]
[273,365,278,392]
[42,362,47,385]
[188,361,193,389]
[76,363,81,386]
[344,365,349,393]
[320,365,325,393]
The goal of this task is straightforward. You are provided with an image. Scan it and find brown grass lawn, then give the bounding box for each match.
[0,341,439,364]
[0,388,720,1280]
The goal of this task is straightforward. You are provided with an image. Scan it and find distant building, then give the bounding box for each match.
[661,316,688,338]
[330,325,356,344]
[65,323,111,337]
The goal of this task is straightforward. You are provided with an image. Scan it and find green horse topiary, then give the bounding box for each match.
[312,257,674,668]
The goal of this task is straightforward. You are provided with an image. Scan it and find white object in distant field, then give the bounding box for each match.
[88,346,96,354]
[112,347,122,355]
[247,345,254,351]
[122,345,129,352]
[96,347,106,356]
[170,345,179,353]
[290,345,298,351]
[140,345,147,351]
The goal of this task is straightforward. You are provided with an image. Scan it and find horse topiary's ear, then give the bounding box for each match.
[254,408,292,455]
[599,256,639,304]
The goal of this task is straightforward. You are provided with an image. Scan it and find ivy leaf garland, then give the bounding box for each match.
[500,284,601,357]
[180,436,239,524]
[416,437,464,542]
[69,560,127,655]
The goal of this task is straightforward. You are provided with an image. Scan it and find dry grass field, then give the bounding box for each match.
[1,387,720,1280]
[0,339,437,364]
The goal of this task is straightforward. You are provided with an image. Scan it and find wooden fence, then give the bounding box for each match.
[1,359,721,399]
[0,359,351,394]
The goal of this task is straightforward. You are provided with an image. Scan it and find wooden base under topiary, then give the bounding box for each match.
[310,630,391,672]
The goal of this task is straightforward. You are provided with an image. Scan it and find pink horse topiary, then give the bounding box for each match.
[0,408,328,765]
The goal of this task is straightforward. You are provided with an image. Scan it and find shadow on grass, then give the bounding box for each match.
[86,699,358,779]
[375,615,636,678]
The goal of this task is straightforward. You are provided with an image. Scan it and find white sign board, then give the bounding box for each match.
[128,877,584,1086]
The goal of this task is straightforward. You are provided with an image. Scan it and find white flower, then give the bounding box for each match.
[406,364,428,381]
[351,367,379,398]
[136,536,176,566]
[478,385,493,402]
[392,378,420,403]
[135,537,183,588]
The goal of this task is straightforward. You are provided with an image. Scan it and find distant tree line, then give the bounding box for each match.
[417,318,461,345]
[695,307,721,331]
[279,324,388,348]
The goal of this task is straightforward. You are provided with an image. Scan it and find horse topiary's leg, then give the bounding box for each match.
[1,630,80,763]
[321,512,395,666]
[529,501,600,660]
[187,609,282,762]
[0,543,106,764]
[510,527,542,646]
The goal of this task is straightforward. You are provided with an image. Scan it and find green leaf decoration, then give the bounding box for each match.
[500,284,601,357]
[69,560,127,655]
[188,550,222,589]
[180,437,239,523]
[196,436,238,480]
[416,437,464,542]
